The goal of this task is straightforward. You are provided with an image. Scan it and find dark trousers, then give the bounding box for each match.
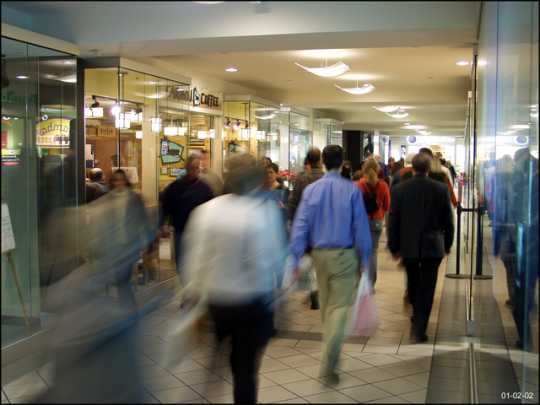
[403,258,442,338]
[209,295,274,404]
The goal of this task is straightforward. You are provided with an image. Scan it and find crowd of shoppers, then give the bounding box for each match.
[52,145,460,404]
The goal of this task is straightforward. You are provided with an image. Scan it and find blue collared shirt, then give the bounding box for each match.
[290,171,372,268]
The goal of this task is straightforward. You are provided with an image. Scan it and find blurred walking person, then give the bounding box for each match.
[357,158,390,288]
[181,154,288,404]
[290,145,372,384]
[199,149,224,196]
[288,148,325,309]
[160,153,214,281]
[35,169,157,403]
[388,154,454,343]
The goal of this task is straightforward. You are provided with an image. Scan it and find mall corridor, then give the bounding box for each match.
[1,1,538,404]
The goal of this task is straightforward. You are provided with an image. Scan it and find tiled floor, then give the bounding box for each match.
[2,247,444,404]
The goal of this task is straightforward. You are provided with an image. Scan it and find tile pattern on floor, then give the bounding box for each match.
[2,248,445,404]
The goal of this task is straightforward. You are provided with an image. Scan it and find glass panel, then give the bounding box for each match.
[223,100,250,169]
[289,111,312,177]
[1,37,78,347]
[476,1,538,400]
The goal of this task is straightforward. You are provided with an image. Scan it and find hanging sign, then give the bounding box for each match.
[2,202,16,253]
[36,118,70,148]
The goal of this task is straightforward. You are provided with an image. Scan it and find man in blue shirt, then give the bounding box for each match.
[290,145,372,385]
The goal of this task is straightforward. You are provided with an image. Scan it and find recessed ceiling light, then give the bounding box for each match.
[225,67,239,72]
[16,75,29,80]
[456,60,470,66]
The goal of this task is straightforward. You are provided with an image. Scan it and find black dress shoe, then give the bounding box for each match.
[322,372,340,386]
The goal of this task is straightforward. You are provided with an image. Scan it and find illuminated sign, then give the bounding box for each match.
[36,118,70,148]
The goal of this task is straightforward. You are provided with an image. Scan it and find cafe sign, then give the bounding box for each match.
[168,86,220,109]
[36,118,70,148]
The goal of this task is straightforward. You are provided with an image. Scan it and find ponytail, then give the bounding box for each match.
[362,158,380,187]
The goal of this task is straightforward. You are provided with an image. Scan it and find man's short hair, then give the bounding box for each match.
[322,145,343,171]
[186,152,201,168]
[412,153,431,174]
[305,148,321,167]
[419,147,433,158]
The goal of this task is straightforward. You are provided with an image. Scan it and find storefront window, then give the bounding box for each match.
[289,111,312,177]
[476,0,538,397]
[313,118,343,149]
[1,37,78,347]
[84,64,190,289]
[223,99,288,174]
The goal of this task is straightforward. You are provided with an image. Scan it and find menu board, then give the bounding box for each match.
[2,203,15,254]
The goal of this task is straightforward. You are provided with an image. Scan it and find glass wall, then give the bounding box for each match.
[289,111,312,177]
[1,37,79,347]
[313,118,343,150]
[84,65,191,288]
[223,99,289,175]
[476,0,538,398]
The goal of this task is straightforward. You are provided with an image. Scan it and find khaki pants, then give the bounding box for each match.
[312,248,359,375]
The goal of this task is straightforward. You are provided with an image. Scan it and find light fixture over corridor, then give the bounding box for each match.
[294,61,350,78]
[334,83,375,95]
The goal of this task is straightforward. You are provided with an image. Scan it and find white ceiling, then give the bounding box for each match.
[151,45,473,135]
[2,1,479,136]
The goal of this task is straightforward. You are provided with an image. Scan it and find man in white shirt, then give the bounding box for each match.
[182,153,288,404]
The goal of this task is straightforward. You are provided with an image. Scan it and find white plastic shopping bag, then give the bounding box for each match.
[347,272,379,337]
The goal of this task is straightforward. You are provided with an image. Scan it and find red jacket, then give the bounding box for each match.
[357,178,391,220]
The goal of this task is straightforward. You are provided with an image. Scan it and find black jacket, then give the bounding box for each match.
[388,174,454,259]
[160,177,214,235]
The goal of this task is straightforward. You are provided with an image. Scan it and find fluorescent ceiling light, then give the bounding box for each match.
[63,60,75,65]
[374,106,400,113]
[135,131,143,139]
[295,61,350,78]
[456,60,469,66]
[418,130,431,136]
[225,67,238,72]
[194,1,224,4]
[334,83,375,95]
[477,59,488,66]
[16,75,28,80]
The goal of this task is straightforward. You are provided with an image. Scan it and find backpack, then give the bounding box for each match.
[363,182,379,214]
